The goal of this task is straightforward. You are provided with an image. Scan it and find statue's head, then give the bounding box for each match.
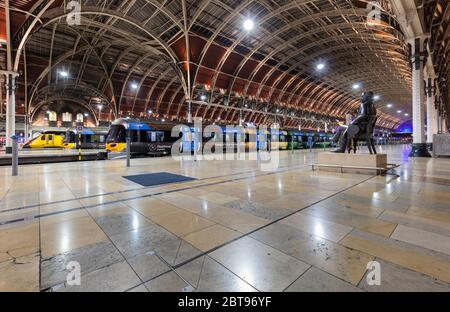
[361,91,374,103]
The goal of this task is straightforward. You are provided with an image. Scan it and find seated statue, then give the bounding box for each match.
[332,91,377,154]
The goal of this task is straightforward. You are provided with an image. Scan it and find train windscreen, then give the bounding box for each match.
[64,131,76,143]
[107,125,126,143]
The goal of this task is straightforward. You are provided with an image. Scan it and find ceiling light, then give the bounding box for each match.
[243,19,255,31]
[397,110,402,113]
[316,63,325,70]
[131,83,138,90]
[387,104,393,108]
[374,95,380,100]
[59,71,69,78]
[352,83,361,90]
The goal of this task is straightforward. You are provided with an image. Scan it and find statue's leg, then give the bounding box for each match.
[332,126,348,145]
[371,138,377,155]
[332,132,348,153]
[366,134,373,155]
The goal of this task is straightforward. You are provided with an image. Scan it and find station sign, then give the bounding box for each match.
[76,122,84,132]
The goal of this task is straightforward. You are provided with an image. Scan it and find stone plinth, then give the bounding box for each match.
[315,152,388,174]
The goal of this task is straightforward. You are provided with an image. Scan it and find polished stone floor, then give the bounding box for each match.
[1,145,450,292]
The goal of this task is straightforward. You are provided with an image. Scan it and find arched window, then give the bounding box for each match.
[48,111,57,122]
[62,112,72,122]
[76,113,84,122]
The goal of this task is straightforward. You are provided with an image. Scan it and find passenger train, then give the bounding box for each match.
[105,118,182,155]
[23,131,66,149]
[105,118,334,156]
[63,129,108,149]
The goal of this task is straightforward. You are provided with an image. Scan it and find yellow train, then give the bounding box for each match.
[23,131,66,149]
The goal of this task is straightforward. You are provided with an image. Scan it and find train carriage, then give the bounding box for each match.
[106,119,180,155]
[286,131,304,149]
[63,129,108,149]
[23,131,66,149]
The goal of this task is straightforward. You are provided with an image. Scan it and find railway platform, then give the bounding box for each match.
[0,149,107,166]
[1,145,450,292]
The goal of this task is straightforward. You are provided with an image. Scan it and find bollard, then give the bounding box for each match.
[126,135,131,167]
[78,133,82,161]
[237,133,241,159]
[11,135,19,176]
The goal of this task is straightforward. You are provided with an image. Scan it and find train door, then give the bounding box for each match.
[35,134,46,148]
[46,134,54,147]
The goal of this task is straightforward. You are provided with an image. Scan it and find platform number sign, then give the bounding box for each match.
[367,1,382,24]
[67,1,81,26]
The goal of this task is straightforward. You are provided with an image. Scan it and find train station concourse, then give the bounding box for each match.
[1,0,450,297]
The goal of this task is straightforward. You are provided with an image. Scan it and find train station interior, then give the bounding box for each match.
[1,0,450,293]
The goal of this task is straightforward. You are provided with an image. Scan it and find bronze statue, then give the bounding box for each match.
[332,91,378,154]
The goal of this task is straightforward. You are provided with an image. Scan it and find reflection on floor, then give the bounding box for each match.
[0,145,450,292]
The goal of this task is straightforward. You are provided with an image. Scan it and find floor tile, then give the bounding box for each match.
[39,200,83,216]
[145,271,193,292]
[109,223,182,263]
[55,261,140,292]
[175,256,206,289]
[0,253,40,292]
[341,230,450,283]
[183,224,241,252]
[79,195,117,207]
[196,205,270,234]
[192,257,258,292]
[225,199,293,221]
[172,240,203,266]
[210,236,311,291]
[250,223,373,285]
[182,189,240,205]
[150,209,216,237]
[280,212,353,243]
[358,259,450,292]
[303,204,397,237]
[41,241,123,290]
[379,210,450,237]
[90,204,154,236]
[0,222,39,263]
[127,251,171,281]
[125,197,182,218]
[40,215,108,258]
[407,205,450,224]
[285,267,363,292]
[391,225,450,256]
